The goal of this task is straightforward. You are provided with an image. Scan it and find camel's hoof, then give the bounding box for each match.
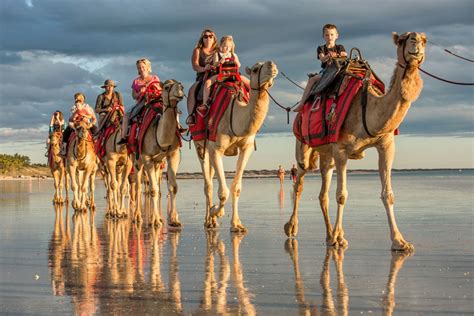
[210,205,225,218]
[168,220,182,228]
[284,221,298,237]
[204,218,218,229]
[391,240,414,253]
[132,213,142,224]
[150,218,163,228]
[230,224,247,233]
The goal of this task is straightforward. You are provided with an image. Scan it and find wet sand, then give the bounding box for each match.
[0,171,473,315]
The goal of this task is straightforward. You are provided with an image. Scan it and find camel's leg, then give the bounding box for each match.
[64,164,69,203]
[199,146,216,228]
[58,166,65,204]
[52,169,60,204]
[69,165,80,211]
[284,141,312,237]
[330,153,349,248]
[143,158,163,228]
[229,142,254,233]
[119,159,133,217]
[377,140,414,252]
[106,159,119,217]
[80,170,92,212]
[133,165,144,223]
[209,147,229,219]
[167,150,181,228]
[319,155,335,243]
[89,167,96,212]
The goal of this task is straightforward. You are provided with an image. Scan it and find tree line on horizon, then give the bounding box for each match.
[0,153,46,173]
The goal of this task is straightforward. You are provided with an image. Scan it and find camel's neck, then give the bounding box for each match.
[231,88,270,136]
[156,101,177,147]
[368,64,423,135]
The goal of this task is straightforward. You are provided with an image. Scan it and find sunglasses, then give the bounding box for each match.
[203,34,213,39]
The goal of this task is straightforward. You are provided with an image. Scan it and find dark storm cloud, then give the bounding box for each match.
[0,0,473,142]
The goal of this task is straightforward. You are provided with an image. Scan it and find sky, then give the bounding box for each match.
[0,0,473,171]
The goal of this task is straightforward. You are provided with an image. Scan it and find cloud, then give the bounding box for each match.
[0,0,473,143]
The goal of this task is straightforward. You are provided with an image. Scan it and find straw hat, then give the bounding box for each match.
[101,79,117,88]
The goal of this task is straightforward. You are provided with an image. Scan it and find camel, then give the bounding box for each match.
[193,60,278,231]
[133,79,184,227]
[66,120,98,212]
[102,126,133,219]
[48,130,67,204]
[284,32,426,252]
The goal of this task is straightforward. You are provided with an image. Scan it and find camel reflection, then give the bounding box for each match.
[48,203,70,296]
[198,231,256,315]
[68,210,101,315]
[285,240,411,315]
[285,239,319,315]
[383,253,412,316]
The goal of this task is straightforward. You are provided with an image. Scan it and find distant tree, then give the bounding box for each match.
[0,153,32,173]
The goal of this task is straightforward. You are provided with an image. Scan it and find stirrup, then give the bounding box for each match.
[185,115,196,126]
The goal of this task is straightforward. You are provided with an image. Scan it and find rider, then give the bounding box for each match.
[45,110,66,157]
[294,23,347,112]
[117,58,161,145]
[200,35,250,110]
[60,93,97,156]
[95,79,124,132]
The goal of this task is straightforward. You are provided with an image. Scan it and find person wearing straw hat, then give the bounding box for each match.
[95,79,124,132]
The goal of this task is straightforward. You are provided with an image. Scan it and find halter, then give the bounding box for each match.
[250,64,263,91]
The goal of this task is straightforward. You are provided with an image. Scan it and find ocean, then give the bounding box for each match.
[0,170,472,315]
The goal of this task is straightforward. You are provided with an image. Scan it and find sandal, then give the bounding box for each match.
[185,115,196,126]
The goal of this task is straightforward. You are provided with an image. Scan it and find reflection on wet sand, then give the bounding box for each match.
[48,202,184,315]
[285,240,410,315]
[285,239,319,315]
[198,231,256,315]
[383,253,411,316]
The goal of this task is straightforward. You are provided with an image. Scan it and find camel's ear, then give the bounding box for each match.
[159,82,164,88]
[245,66,251,75]
[392,32,399,45]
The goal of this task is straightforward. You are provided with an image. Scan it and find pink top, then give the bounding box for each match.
[131,75,160,96]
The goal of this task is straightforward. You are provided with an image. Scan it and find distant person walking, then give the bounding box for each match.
[290,164,298,183]
[277,165,285,186]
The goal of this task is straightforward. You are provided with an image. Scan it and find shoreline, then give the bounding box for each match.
[1,168,471,181]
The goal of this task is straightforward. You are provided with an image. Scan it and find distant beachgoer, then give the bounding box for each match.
[290,164,297,183]
[294,23,347,112]
[278,165,285,185]
[186,28,218,126]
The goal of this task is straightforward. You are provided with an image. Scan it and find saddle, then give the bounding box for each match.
[294,48,386,148]
[309,57,347,97]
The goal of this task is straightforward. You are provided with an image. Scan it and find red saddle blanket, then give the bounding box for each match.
[94,125,119,160]
[189,81,249,142]
[293,76,387,147]
[127,102,182,157]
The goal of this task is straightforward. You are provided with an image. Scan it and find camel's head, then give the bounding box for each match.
[160,79,184,107]
[393,32,426,67]
[74,119,92,141]
[245,60,278,90]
